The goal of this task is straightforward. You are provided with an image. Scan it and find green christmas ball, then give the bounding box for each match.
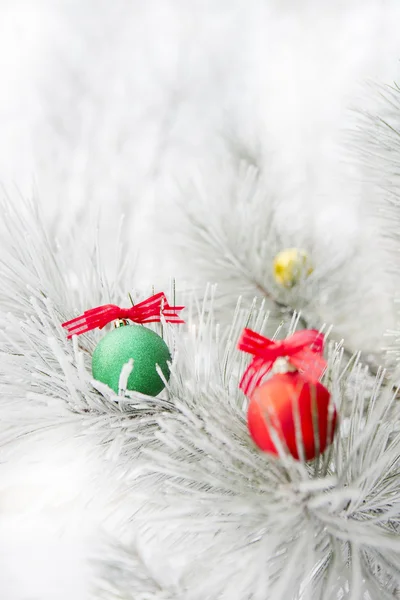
[92,324,171,396]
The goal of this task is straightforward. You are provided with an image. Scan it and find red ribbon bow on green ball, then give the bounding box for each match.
[238,328,326,396]
[62,292,184,339]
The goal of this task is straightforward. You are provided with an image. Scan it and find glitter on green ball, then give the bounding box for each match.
[92,324,171,396]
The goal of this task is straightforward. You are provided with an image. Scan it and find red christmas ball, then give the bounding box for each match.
[247,371,337,460]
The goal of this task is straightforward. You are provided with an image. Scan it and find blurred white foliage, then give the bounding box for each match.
[0,517,92,600]
[351,82,400,360]
[162,155,396,365]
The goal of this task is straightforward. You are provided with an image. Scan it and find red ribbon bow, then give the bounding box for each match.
[238,328,326,396]
[62,292,184,339]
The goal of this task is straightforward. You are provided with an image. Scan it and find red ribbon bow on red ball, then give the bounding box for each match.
[238,328,326,396]
[62,292,184,339]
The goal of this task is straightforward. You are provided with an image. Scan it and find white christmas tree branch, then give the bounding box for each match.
[1,196,400,599]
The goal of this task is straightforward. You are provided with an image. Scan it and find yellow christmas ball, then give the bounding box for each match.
[273,248,313,288]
